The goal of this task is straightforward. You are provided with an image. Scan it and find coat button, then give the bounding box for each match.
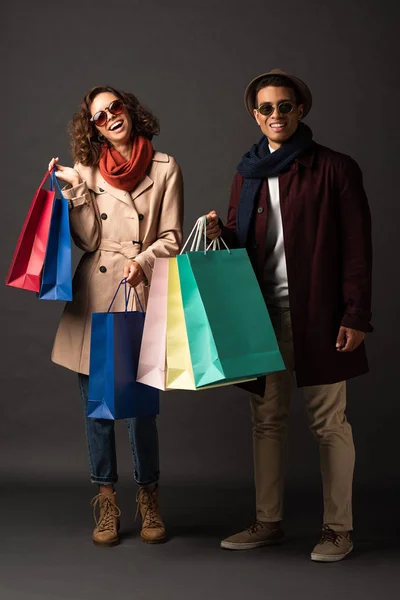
[101,213,108,220]
[99,266,107,273]
[138,214,144,221]
[257,207,264,214]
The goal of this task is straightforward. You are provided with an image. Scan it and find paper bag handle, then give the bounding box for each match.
[50,170,66,199]
[107,279,144,314]
[180,216,230,255]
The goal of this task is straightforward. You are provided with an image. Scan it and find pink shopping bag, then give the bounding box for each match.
[137,258,169,390]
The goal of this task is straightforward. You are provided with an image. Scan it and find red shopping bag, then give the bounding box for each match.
[6,171,55,292]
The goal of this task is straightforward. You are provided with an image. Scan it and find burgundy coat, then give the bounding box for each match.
[222,141,373,390]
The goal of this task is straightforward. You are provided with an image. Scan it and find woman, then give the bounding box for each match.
[49,86,183,547]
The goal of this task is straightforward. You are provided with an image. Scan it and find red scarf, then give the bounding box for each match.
[99,136,153,192]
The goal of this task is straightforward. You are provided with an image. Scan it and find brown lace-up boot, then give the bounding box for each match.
[136,484,166,544]
[91,491,121,547]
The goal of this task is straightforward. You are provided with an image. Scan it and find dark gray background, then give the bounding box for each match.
[1,1,399,599]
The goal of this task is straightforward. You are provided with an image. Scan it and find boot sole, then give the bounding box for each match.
[221,537,284,550]
[141,535,167,544]
[93,538,120,547]
[311,546,353,562]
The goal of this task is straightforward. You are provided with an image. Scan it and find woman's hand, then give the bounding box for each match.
[123,261,145,287]
[206,210,221,240]
[48,157,82,188]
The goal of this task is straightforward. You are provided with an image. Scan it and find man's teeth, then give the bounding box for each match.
[271,123,285,128]
[110,121,123,131]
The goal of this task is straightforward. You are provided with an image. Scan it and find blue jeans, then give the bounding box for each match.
[78,374,160,486]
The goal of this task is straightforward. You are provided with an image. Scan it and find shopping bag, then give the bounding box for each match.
[38,171,72,300]
[136,258,169,391]
[88,280,159,420]
[165,253,252,391]
[177,217,285,388]
[137,234,229,391]
[165,257,196,390]
[136,255,201,391]
[6,170,55,292]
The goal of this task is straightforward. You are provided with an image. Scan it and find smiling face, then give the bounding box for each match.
[253,86,304,149]
[90,92,133,145]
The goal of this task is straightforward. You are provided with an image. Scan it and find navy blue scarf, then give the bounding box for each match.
[236,123,313,247]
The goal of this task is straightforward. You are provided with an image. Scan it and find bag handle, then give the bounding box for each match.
[107,279,144,314]
[191,216,207,252]
[206,237,220,251]
[38,170,52,191]
[180,216,230,255]
[50,169,66,199]
[181,216,206,254]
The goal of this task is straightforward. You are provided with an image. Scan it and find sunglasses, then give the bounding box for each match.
[90,99,125,127]
[256,101,295,117]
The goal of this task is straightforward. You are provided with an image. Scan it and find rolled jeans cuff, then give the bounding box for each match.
[135,472,160,487]
[90,475,118,486]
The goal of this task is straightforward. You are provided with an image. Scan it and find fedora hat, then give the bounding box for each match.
[244,68,312,118]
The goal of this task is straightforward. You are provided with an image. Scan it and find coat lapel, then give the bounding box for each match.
[130,175,154,202]
[93,171,154,206]
[93,170,132,206]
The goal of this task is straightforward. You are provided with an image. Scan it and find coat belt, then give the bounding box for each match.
[99,239,142,260]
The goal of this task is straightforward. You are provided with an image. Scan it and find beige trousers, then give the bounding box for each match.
[250,306,355,532]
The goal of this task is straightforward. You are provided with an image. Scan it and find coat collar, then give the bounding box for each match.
[93,170,154,206]
[93,170,131,205]
[295,141,316,168]
[130,175,153,202]
[129,152,168,200]
[78,150,170,205]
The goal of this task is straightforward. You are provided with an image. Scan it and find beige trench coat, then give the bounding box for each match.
[51,151,183,375]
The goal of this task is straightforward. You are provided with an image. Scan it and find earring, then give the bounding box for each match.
[98,133,105,142]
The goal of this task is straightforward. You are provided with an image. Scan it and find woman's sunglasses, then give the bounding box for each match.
[90,99,125,127]
[256,101,295,117]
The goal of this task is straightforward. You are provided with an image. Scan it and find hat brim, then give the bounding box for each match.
[244,68,312,118]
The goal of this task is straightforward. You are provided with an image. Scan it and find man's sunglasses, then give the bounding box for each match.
[256,101,295,117]
[90,99,124,127]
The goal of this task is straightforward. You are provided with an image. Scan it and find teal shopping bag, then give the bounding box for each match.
[177,220,285,388]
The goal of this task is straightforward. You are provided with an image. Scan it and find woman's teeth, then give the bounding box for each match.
[110,121,123,131]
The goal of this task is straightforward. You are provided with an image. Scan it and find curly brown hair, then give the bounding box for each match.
[69,85,160,167]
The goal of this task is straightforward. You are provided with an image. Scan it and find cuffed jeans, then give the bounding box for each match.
[251,306,355,532]
[78,374,160,486]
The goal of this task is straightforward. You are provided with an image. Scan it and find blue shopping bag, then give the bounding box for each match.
[38,170,72,300]
[88,280,159,420]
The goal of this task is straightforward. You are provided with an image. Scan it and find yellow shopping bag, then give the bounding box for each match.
[166,258,196,390]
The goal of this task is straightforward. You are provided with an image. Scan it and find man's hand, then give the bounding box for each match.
[206,210,221,240]
[123,261,145,287]
[336,326,365,352]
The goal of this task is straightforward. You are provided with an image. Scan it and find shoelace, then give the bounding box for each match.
[91,493,121,532]
[246,520,272,535]
[319,525,344,547]
[135,488,163,529]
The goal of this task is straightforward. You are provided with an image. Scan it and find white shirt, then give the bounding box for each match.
[262,145,289,308]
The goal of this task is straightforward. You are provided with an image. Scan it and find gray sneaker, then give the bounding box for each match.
[221,520,284,550]
[311,525,353,562]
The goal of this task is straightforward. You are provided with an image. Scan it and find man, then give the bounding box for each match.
[206,68,372,562]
